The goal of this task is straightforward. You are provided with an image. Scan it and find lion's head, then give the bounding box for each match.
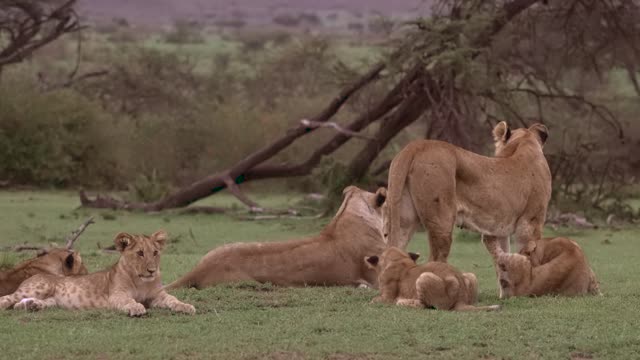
[114,230,167,282]
[29,248,88,276]
[364,247,420,274]
[330,185,387,235]
[492,121,549,157]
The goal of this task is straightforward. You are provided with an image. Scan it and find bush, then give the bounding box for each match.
[0,73,117,186]
[164,20,205,44]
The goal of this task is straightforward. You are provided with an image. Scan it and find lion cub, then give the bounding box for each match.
[491,237,601,298]
[0,231,195,317]
[365,247,499,311]
[0,248,88,296]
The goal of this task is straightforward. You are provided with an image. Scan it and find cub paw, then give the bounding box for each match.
[125,303,147,317]
[13,298,42,311]
[172,302,196,315]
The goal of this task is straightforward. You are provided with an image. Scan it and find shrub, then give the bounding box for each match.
[0,72,117,186]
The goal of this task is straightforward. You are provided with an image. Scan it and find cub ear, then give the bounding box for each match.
[365,255,379,268]
[151,230,168,250]
[492,121,511,143]
[64,253,75,269]
[408,252,420,262]
[529,123,548,145]
[375,187,387,207]
[114,232,134,252]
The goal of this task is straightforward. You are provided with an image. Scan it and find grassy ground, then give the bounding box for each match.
[0,191,639,359]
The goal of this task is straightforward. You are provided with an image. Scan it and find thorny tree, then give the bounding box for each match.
[75,0,640,212]
[0,0,80,72]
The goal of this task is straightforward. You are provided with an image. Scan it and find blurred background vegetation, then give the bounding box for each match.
[0,0,638,222]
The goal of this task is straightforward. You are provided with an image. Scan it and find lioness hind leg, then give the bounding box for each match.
[406,165,456,262]
[482,235,509,298]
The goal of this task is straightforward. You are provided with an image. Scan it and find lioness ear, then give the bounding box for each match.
[64,253,75,269]
[365,255,379,268]
[114,232,134,252]
[409,252,420,262]
[529,123,548,145]
[151,230,168,250]
[375,187,387,207]
[492,121,511,143]
[342,185,357,195]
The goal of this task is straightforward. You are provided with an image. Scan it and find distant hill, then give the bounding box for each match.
[78,0,433,28]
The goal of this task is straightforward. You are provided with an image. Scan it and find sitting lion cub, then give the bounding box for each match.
[365,247,499,311]
[0,231,195,317]
[490,237,601,298]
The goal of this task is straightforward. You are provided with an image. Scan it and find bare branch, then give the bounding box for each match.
[300,119,378,141]
[65,217,95,249]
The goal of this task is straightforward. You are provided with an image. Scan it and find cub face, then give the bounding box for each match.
[364,247,420,274]
[114,230,167,282]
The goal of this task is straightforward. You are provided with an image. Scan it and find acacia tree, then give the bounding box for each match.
[0,0,80,73]
[81,0,640,212]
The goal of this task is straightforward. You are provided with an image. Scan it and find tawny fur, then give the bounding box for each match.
[0,231,195,316]
[0,248,87,296]
[165,186,388,290]
[383,122,551,296]
[487,237,601,298]
[365,247,500,311]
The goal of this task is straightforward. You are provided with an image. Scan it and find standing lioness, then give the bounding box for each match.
[365,247,499,311]
[384,122,551,295]
[0,231,195,317]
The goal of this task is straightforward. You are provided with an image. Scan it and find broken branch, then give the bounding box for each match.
[300,119,378,141]
[65,216,95,249]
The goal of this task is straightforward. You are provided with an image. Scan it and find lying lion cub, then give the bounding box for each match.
[0,231,195,317]
[365,247,500,311]
[0,248,88,296]
[489,237,601,298]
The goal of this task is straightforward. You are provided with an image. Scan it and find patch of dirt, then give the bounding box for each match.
[245,351,307,360]
[570,351,594,360]
[325,353,379,360]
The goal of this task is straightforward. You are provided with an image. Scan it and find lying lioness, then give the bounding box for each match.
[165,186,388,290]
[365,247,500,311]
[0,231,195,316]
[0,248,87,296]
[487,237,601,297]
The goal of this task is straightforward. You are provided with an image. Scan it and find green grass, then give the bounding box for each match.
[1,191,639,359]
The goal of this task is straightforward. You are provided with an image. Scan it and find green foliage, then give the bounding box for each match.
[313,157,353,211]
[127,169,170,202]
[0,74,115,186]
[164,20,205,44]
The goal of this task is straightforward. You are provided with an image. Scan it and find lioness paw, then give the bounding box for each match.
[172,302,196,315]
[125,303,147,317]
